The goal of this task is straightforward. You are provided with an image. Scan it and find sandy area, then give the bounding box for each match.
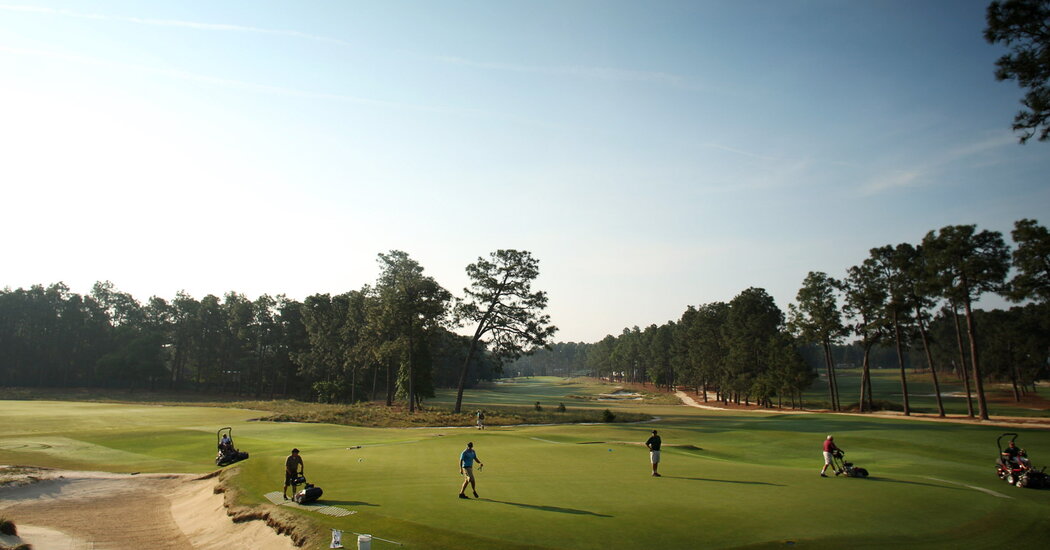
[0,467,297,550]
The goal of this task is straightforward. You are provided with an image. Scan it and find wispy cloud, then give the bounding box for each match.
[0,44,563,129]
[435,55,711,91]
[0,44,436,111]
[0,4,351,47]
[700,142,783,162]
[861,170,923,195]
[859,133,1015,196]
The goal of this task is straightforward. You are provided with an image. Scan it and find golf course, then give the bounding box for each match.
[2,376,1050,549]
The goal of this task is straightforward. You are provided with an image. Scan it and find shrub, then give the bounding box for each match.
[0,518,16,536]
[534,401,543,411]
[557,403,566,412]
[602,409,616,422]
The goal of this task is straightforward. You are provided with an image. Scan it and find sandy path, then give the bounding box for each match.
[674,390,1050,428]
[0,469,297,550]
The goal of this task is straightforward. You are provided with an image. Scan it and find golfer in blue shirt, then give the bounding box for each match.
[459,441,484,499]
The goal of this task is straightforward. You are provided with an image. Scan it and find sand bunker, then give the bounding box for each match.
[0,467,297,550]
[597,389,643,401]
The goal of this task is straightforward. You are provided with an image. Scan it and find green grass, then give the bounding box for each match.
[2,377,1050,549]
[803,367,1050,416]
[0,378,651,427]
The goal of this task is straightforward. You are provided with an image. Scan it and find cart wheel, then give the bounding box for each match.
[1006,474,1016,485]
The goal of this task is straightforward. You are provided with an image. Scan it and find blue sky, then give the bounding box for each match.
[1,1,1046,342]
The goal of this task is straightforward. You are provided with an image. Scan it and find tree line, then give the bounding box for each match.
[511,220,1050,417]
[580,288,816,409]
[799,220,1049,420]
[0,249,556,413]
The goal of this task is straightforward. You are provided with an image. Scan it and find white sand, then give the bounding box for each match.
[0,469,297,550]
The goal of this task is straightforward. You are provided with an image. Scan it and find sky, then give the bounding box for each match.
[1,0,1047,343]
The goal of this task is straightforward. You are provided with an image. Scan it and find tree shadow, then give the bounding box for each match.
[662,476,784,486]
[478,498,612,517]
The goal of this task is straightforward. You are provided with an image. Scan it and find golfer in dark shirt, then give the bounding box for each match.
[646,430,662,477]
[283,448,304,499]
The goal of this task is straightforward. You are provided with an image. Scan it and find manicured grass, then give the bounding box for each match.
[2,378,1050,549]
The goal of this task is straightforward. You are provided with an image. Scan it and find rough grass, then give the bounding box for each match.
[247,400,650,427]
[0,467,43,489]
[0,386,652,428]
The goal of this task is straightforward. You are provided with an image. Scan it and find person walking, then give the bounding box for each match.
[820,435,841,477]
[646,430,662,477]
[458,441,484,499]
[283,448,304,499]
[476,410,486,430]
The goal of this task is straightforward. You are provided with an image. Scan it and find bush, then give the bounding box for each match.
[602,409,616,422]
[840,400,904,413]
[557,403,566,412]
[0,518,16,536]
[534,401,543,411]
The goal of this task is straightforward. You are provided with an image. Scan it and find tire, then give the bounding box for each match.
[1017,474,1029,488]
[1006,474,1016,485]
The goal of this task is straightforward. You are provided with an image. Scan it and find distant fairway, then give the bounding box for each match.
[3,378,1050,549]
[803,367,1050,417]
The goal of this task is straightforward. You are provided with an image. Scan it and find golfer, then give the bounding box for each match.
[458,441,484,499]
[283,448,304,500]
[646,430,662,477]
[476,410,486,430]
[820,436,841,477]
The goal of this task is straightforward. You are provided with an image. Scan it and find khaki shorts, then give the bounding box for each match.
[650,450,661,464]
[462,467,475,481]
[823,451,834,465]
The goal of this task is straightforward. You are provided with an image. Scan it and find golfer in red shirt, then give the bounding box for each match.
[820,436,841,477]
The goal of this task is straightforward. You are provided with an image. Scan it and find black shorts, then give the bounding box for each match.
[285,472,300,485]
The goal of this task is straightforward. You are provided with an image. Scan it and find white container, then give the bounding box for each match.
[358,534,372,550]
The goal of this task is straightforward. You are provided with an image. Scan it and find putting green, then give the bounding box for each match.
[2,380,1049,550]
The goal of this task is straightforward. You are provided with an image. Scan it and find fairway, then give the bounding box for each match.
[3,378,1050,550]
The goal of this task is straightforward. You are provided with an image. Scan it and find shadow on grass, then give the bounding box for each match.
[322,499,381,507]
[478,498,612,517]
[662,476,784,486]
[863,477,966,490]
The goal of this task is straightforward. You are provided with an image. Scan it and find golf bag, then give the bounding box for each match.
[832,450,869,478]
[294,483,323,504]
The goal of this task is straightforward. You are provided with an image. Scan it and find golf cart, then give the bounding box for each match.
[996,432,1047,488]
[215,427,249,467]
[831,449,869,478]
